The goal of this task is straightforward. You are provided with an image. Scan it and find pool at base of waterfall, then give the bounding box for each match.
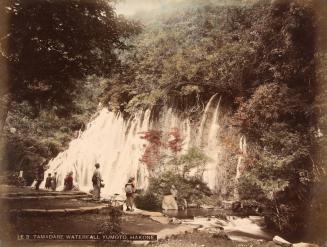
[163,208,274,242]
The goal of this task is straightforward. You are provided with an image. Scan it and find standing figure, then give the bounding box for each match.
[125,177,136,211]
[45,173,52,189]
[51,172,58,191]
[64,172,73,191]
[35,163,44,190]
[92,163,102,200]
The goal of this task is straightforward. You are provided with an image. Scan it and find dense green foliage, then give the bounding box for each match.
[135,170,212,211]
[136,147,212,210]
[304,2,327,243]
[0,0,322,239]
[0,0,140,181]
[2,76,106,183]
[104,2,260,113]
[171,147,210,179]
[1,0,139,111]
[104,0,316,236]
[231,1,316,236]
[104,1,314,114]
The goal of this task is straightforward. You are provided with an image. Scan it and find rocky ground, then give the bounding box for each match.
[0,186,320,247]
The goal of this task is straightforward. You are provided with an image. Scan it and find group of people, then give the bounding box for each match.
[45,172,58,191]
[34,162,58,191]
[92,163,136,211]
[34,163,74,191]
[34,162,137,211]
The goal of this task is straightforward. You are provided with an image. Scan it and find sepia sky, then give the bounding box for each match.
[114,0,246,16]
[114,0,185,16]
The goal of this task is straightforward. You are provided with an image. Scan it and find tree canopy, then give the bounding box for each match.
[0,0,141,178]
[1,0,140,115]
[102,0,317,235]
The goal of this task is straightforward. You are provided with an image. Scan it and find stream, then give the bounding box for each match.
[163,208,274,242]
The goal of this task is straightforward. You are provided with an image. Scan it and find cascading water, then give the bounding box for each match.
[43,108,151,198]
[234,135,247,200]
[160,107,192,154]
[198,94,221,190]
[44,95,227,197]
[198,95,223,191]
[197,93,218,146]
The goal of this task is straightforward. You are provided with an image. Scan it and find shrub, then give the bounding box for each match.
[134,192,162,211]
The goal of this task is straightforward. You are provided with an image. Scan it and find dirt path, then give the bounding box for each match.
[0,186,271,247]
[0,232,271,247]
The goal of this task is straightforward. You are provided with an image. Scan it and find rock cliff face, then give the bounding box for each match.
[43,96,238,198]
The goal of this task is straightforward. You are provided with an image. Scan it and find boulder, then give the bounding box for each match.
[273,236,292,247]
[293,243,319,247]
[162,195,178,210]
[212,231,230,240]
[169,217,182,224]
[206,227,224,234]
[221,200,234,210]
[214,213,227,220]
[232,201,242,211]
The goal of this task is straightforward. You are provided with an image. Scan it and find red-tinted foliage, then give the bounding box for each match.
[139,128,184,167]
[138,130,163,167]
[167,127,183,154]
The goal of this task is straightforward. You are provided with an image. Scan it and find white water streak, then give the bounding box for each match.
[43,108,150,198]
[201,96,223,191]
[44,95,228,197]
[197,93,218,146]
[234,135,247,199]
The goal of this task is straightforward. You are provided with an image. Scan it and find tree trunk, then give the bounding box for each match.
[0,96,10,133]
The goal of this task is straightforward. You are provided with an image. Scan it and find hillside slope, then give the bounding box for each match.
[104,0,316,237]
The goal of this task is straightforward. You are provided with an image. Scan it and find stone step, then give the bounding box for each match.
[1,194,93,200]
[9,205,109,216]
[4,191,88,197]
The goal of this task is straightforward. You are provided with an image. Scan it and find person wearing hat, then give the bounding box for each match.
[125,177,136,211]
[64,172,74,191]
[92,163,103,200]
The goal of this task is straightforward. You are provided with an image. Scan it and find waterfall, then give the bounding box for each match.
[160,107,192,154]
[44,95,227,197]
[197,93,218,146]
[198,96,223,191]
[43,108,151,198]
[234,135,247,200]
